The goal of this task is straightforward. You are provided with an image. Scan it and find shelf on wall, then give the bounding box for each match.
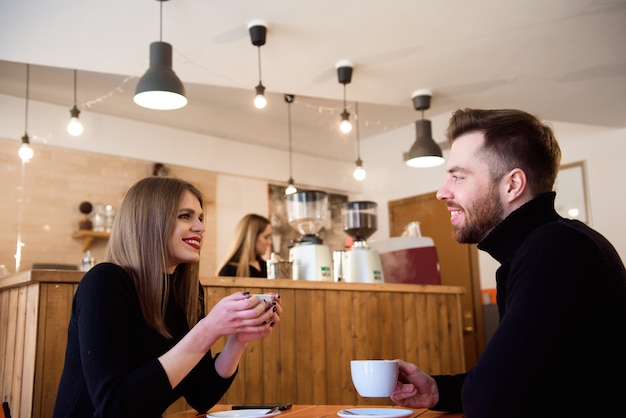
[71,230,110,252]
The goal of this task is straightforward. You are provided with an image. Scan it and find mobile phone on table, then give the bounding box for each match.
[232,404,292,411]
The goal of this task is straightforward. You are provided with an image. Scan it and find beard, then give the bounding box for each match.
[452,183,504,244]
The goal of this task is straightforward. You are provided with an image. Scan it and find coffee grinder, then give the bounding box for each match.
[341,201,384,283]
[287,189,333,281]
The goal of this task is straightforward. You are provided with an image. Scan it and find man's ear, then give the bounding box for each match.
[503,168,527,202]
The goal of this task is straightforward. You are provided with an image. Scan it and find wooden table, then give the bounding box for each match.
[164,404,462,418]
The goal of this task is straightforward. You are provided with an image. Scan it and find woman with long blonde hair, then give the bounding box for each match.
[54,177,281,417]
[217,213,273,277]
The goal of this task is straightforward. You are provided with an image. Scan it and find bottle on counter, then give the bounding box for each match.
[81,251,96,272]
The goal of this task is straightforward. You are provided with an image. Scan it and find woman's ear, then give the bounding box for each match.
[503,168,527,202]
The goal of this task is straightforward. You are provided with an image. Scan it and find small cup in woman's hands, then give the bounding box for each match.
[253,294,273,302]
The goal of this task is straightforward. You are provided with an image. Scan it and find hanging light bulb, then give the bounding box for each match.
[67,106,83,136]
[340,109,352,134]
[285,177,297,195]
[134,0,187,110]
[336,60,353,134]
[284,94,297,195]
[254,83,267,109]
[353,159,366,181]
[353,103,366,181]
[19,63,34,162]
[249,21,268,109]
[67,69,84,136]
[19,135,34,162]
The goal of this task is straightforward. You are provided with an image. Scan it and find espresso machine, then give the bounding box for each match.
[287,190,333,281]
[341,201,384,283]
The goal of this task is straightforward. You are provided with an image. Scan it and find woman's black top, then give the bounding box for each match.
[218,256,267,278]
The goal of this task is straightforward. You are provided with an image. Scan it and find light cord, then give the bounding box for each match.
[24,64,29,134]
[73,69,78,106]
[288,98,293,177]
[257,46,263,84]
[355,102,361,158]
[159,0,163,42]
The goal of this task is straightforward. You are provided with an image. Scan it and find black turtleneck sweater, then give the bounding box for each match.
[53,262,236,418]
[432,192,626,417]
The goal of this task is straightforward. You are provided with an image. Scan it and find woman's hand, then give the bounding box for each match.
[235,292,282,343]
[198,292,281,344]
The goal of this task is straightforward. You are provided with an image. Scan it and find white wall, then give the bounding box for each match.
[2,93,624,288]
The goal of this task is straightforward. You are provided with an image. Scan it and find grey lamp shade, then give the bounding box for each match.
[404,119,445,168]
[134,41,187,110]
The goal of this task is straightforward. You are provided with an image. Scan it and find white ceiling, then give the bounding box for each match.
[1,0,625,163]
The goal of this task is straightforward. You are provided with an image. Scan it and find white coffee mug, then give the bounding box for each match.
[350,359,399,397]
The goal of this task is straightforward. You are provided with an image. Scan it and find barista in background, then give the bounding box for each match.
[217,214,273,278]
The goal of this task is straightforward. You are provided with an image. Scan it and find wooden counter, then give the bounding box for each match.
[0,270,465,418]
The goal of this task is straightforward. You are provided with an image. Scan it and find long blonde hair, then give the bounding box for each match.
[106,177,204,338]
[217,213,270,277]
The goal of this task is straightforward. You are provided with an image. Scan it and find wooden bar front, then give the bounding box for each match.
[0,270,465,418]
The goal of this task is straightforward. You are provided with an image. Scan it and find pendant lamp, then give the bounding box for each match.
[249,21,268,109]
[336,60,353,134]
[19,63,34,162]
[284,94,297,195]
[403,89,444,168]
[134,0,187,110]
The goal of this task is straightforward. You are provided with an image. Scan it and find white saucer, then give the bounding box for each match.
[337,408,413,418]
[207,409,281,418]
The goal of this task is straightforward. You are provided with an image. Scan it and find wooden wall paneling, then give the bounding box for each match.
[293,288,313,404]
[448,295,465,373]
[0,290,8,404]
[365,291,382,359]
[338,291,355,404]
[378,292,394,361]
[426,295,442,374]
[21,285,38,418]
[310,290,327,404]
[275,288,296,405]
[257,287,280,403]
[35,283,75,417]
[403,294,416,363]
[6,288,26,416]
[324,289,342,404]
[243,322,263,404]
[412,293,428,368]
[206,287,233,401]
[0,290,11,412]
[435,295,448,373]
